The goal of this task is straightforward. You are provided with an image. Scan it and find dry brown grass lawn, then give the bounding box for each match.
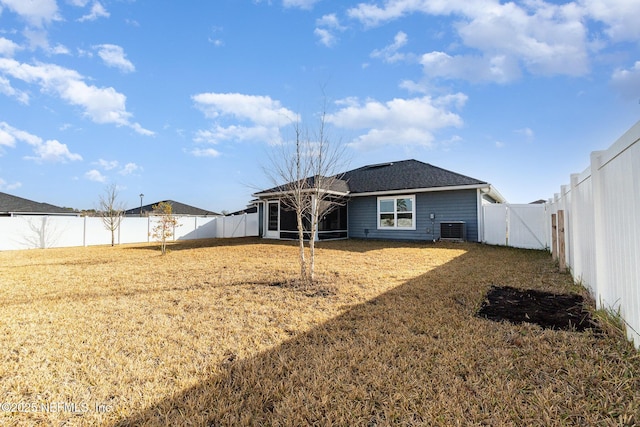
[0,238,638,426]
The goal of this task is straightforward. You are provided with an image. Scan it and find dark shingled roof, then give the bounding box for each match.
[254,159,487,196]
[342,159,487,194]
[124,200,220,216]
[254,175,350,196]
[0,191,76,215]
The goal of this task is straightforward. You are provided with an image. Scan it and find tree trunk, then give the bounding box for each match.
[309,236,315,282]
[308,197,318,283]
[296,210,307,283]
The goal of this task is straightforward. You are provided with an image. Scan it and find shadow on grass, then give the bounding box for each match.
[123,236,264,252]
[125,237,455,256]
[110,248,584,426]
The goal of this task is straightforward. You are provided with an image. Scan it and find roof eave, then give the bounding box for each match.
[482,185,507,204]
[8,211,81,216]
[349,183,492,197]
[253,188,349,199]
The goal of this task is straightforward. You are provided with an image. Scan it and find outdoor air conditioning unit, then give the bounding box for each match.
[440,221,466,242]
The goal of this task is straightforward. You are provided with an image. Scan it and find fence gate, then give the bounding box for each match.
[483,204,549,250]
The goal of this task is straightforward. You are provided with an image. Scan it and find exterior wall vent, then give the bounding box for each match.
[440,221,466,241]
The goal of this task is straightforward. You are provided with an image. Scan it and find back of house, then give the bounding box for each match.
[252,159,505,242]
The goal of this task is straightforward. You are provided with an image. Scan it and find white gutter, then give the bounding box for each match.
[481,185,507,204]
[9,212,81,217]
[254,183,507,203]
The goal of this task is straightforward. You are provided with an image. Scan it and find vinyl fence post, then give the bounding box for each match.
[505,204,510,247]
[590,150,607,309]
[551,213,558,261]
[557,210,566,272]
[569,174,581,280]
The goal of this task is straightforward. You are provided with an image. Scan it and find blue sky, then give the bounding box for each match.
[0,0,639,213]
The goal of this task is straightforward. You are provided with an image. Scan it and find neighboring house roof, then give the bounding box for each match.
[226,206,258,216]
[0,191,76,215]
[254,159,506,202]
[124,200,220,216]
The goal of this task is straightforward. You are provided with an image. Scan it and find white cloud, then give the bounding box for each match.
[21,29,69,56]
[0,37,21,57]
[0,178,22,191]
[515,127,535,140]
[195,125,283,145]
[51,44,70,55]
[316,13,342,28]
[420,51,521,83]
[95,158,119,170]
[190,148,221,158]
[0,58,153,135]
[118,162,141,175]
[94,44,135,73]
[78,1,109,22]
[314,13,346,47]
[349,0,590,81]
[67,0,90,6]
[0,121,82,163]
[85,169,107,182]
[327,95,466,150]
[25,139,83,163]
[371,31,410,63]
[611,61,640,100]
[0,121,40,146]
[580,0,640,42]
[193,92,297,125]
[0,127,17,147]
[0,0,60,27]
[192,92,296,147]
[90,159,142,177]
[314,28,336,48]
[456,2,589,77]
[0,76,29,104]
[282,0,321,10]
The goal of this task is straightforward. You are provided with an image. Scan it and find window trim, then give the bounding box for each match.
[377,195,416,230]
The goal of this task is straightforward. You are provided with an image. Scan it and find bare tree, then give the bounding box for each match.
[149,201,180,255]
[98,183,125,246]
[306,108,348,281]
[263,101,348,285]
[264,119,313,282]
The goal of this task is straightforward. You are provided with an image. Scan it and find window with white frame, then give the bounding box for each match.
[377,195,415,229]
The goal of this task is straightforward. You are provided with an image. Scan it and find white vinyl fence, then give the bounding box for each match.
[483,203,549,250]
[482,120,640,348]
[0,213,259,251]
[547,120,640,348]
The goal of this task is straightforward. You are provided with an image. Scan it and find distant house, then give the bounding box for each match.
[123,200,220,217]
[226,206,258,216]
[0,191,78,216]
[252,159,505,242]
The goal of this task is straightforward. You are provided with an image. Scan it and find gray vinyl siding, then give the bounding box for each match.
[347,190,479,242]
